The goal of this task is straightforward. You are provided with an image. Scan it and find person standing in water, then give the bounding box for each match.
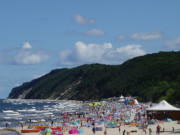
[21,122,24,129]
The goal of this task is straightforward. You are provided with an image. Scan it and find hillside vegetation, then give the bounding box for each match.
[8,51,180,104]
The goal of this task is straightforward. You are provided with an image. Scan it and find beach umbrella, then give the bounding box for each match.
[108,121,116,125]
[124,120,129,123]
[74,121,79,125]
[69,128,79,134]
[46,133,51,135]
[69,120,74,123]
[40,130,46,134]
[88,103,93,106]
[78,129,83,134]
[108,116,113,120]
[166,118,172,122]
[55,130,63,135]
[45,128,52,133]
[101,118,105,122]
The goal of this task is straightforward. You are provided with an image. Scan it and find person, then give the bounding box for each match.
[143,126,147,134]
[51,120,54,126]
[21,122,24,129]
[92,126,95,135]
[163,128,165,132]
[81,120,83,128]
[172,127,174,132]
[156,125,161,135]
[104,128,107,135]
[6,123,9,128]
[92,120,95,126]
[149,128,152,135]
[119,125,121,134]
[123,129,126,135]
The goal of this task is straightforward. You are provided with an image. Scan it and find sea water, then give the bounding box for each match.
[0,99,83,129]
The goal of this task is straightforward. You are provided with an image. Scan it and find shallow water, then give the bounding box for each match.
[0,99,83,129]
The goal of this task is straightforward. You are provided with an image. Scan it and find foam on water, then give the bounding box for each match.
[0,99,82,128]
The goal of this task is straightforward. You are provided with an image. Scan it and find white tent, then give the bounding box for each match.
[118,95,125,102]
[146,100,180,120]
[146,100,180,111]
[134,99,139,105]
[119,95,124,99]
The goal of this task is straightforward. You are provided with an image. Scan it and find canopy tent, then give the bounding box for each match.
[118,95,125,102]
[119,95,124,99]
[146,100,180,111]
[146,100,180,120]
[134,99,139,105]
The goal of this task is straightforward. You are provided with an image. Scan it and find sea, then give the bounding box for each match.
[0,99,83,135]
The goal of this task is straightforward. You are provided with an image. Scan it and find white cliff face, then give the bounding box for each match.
[18,88,32,99]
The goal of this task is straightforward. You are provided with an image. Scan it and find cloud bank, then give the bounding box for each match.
[166,37,180,49]
[74,14,96,25]
[0,42,49,65]
[84,29,105,36]
[117,31,163,41]
[57,41,146,66]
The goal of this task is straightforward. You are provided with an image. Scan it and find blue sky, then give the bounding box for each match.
[0,0,180,98]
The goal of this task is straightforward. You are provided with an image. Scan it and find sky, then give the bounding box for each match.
[0,0,180,98]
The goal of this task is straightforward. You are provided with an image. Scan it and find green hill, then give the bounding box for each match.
[8,51,180,104]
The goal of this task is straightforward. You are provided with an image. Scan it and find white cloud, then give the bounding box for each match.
[116,45,146,57]
[0,42,49,65]
[57,41,146,66]
[22,42,32,49]
[74,14,96,25]
[117,31,163,41]
[33,73,46,79]
[14,51,49,65]
[15,84,20,87]
[165,37,180,49]
[130,31,163,41]
[117,35,127,40]
[84,29,104,36]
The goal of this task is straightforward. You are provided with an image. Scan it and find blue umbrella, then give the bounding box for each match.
[74,121,79,125]
[124,98,128,105]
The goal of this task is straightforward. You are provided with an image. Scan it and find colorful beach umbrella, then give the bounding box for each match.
[45,128,52,133]
[108,121,116,125]
[69,120,74,123]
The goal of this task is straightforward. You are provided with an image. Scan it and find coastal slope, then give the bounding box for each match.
[8,51,180,104]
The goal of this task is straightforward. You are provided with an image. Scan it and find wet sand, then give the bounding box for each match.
[0,128,18,135]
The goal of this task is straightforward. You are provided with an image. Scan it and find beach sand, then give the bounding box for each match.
[1,121,180,135]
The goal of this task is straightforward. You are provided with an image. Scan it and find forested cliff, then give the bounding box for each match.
[8,51,180,104]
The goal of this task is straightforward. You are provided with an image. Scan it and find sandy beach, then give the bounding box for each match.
[1,121,179,135]
[1,98,180,135]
